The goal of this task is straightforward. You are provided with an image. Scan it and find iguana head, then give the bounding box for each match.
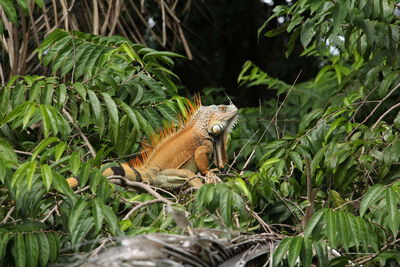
[194,103,238,168]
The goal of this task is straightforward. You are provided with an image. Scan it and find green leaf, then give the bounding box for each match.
[69,152,81,176]
[34,0,44,9]
[1,101,30,125]
[314,241,328,266]
[273,237,292,267]
[68,198,88,234]
[78,163,91,188]
[25,233,39,267]
[234,178,252,203]
[74,45,97,79]
[44,84,54,105]
[14,233,26,267]
[360,184,385,217]
[338,212,351,252]
[300,237,313,267]
[299,108,323,133]
[39,104,51,137]
[304,208,325,239]
[88,90,101,121]
[26,160,37,191]
[92,198,105,233]
[378,72,397,98]
[115,99,140,131]
[386,187,399,237]
[40,164,53,192]
[143,51,185,61]
[101,92,119,124]
[310,146,327,175]
[288,236,303,267]
[332,2,347,33]
[300,19,316,48]
[121,43,142,63]
[22,103,36,129]
[134,109,155,137]
[265,23,288,38]
[71,215,94,247]
[16,0,28,11]
[36,233,49,267]
[56,84,67,108]
[47,233,59,263]
[349,215,360,250]
[326,209,337,248]
[32,137,59,160]
[0,0,17,24]
[287,16,303,33]
[73,82,87,101]
[0,138,18,167]
[54,141,66,162]
[0,233,11,261]
[103,205,119,235]
[11,161,31,188]
[220,189,233,225]
[261,157,281,169]
[289,151,303,171]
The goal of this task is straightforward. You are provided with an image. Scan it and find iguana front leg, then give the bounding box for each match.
[194,143,220,184]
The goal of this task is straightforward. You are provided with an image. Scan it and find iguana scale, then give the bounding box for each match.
[69,98,238,188]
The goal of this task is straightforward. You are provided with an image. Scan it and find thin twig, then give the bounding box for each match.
[108,176,173,205]
[227,129,259,173]
[62,108,96,158]
[1,207,15,223]
[40,204,59,223]
[245,205,274,234]
[160,0,166,46]
[90,236,112,258]
[354,238,400,265]
[240,70,302,174]
[123,199,165,220]
[346,82,400,140]
[92,0,99,35]
[371,102,400,130]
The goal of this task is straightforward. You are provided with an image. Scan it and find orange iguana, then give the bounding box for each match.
[68,98,238,188]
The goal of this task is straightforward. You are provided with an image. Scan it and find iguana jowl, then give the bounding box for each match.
[102,101,238,188]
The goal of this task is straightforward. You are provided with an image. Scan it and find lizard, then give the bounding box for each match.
[67,97,238,189]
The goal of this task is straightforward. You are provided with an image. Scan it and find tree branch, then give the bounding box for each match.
[108,176,173,205]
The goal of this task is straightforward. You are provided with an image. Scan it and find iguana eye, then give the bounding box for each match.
[219,106,227,111]
[212,124,223,135]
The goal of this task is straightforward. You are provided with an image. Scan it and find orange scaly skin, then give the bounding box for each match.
[102,101,238,189]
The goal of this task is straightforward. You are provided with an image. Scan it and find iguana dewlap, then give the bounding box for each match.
[102,102,238,188]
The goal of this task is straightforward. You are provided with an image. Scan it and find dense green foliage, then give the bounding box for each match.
[1,0,400,266]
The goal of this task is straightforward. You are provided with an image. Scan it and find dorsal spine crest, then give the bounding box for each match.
[129,96,202,168]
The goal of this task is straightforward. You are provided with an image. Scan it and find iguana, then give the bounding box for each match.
[68,98,238,188]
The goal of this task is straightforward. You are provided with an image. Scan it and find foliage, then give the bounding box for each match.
[227,0,400,265]
[0,28,198,266]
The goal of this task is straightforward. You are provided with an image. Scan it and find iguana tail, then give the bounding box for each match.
[66,162,142,189]
[102,162,142,181]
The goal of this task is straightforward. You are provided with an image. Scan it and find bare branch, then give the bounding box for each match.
[92,0,99,34]
[108,176,173,205]
[371,102,400,130]
[62,108,96,158]
[123,199,165,220]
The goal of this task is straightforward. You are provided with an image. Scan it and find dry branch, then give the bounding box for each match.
[108,175,173,205]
